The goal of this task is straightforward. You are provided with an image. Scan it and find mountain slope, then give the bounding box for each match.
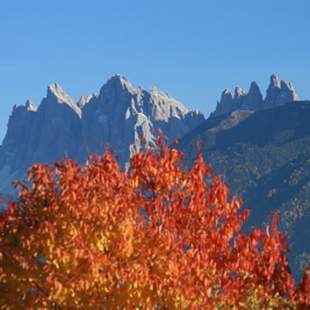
[178,101,310,279]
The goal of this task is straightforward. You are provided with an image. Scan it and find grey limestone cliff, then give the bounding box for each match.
[212,74,298,117]
[0,75,205,197]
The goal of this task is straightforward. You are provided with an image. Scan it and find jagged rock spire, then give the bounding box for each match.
[99,74,136,97]
[213,89,234,116]
[25,100,37,112]
[213,74,299,117]
[46,83,81,117]
[77,93,96,108]
[234,87,246,99]
[248,81,262,97]
[269,74,281,88]
[265,74,299,106]
[280,80,299,101]
[247,81,263,109]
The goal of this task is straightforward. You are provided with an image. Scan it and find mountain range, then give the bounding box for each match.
[0,75,204,197]
[0,73,309,278]
[212,74,299,117]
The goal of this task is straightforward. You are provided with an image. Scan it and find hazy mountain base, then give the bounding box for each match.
[178,102,310,280]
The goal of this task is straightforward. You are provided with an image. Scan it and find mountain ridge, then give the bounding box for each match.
[212,74,299,117]
[0,74,205,198]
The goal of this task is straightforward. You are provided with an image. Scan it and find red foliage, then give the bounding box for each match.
[0,144,309,309]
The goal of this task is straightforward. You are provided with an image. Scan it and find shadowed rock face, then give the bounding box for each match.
[77,93,96,108]
[0,75,205,196]
[214,89,234,115]
[178,101,310,280]
[0,84,83,197]
[265,75,299,107]
[212,74,299,117]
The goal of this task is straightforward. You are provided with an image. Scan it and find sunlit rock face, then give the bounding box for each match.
[212,74,299,117]
[80,75,204,163]
[0,75,205,196]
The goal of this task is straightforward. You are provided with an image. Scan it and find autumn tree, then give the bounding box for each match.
[0,139,309,309]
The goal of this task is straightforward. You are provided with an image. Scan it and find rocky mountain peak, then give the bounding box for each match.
[234,87,246,99]
[99,74,136,96]
[46,83,81,117]
[212,74,299,117]
[269,74,281,88]
[248,81,261,95]
[211,89,234,116]
[47,83,71,102]
[222,89,232,97]
[247,81,264,108]
[25,100,37,112]
[77,74,204,163]
[280,80,299,100]
[219,89,233,104]
[265,74,299,107]
[77,93,97,108]
[11,100,37,114]
[220,89,233,102]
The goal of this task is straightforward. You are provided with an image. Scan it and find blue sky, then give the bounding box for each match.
[0,0,309,142]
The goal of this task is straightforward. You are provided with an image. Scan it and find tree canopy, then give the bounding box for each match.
[0,139,309,309]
